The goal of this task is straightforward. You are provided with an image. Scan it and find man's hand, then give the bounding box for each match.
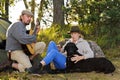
[35,26,40,34]
[35,18,40,34]
[71,55,85,63]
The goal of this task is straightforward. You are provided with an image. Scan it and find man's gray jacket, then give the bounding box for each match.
[6,21,36,51]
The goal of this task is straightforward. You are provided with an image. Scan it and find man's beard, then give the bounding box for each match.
[25,23,30,25]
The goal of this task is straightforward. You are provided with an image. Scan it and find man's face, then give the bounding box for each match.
[21,14,32,25]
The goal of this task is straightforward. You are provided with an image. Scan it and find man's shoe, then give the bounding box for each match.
[25,63,42,74]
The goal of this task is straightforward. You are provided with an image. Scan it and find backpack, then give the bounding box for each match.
[87,40,105,58]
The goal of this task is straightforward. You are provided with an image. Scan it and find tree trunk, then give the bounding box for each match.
[5,0,9,20]
[53,0,65,27]
[38,0,44,27]
[31,0,35,29]
[23,0,28,9]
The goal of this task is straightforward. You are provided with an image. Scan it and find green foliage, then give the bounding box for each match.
[97,0,120,48]
[37,24,66,45]
[65,0,120,49]
[0,0,14,18]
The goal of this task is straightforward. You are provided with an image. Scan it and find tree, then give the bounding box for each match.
[53,0,65,27]
[0,0,10,19]
[64,0,120,48]
[5,0,9,19]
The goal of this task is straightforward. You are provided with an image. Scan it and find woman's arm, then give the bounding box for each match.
[71,40,94,63]
[77,41,94,59]
[71,55,85,63]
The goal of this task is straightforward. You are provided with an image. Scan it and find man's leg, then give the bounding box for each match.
[11,50,32,72]
[29,42,46,60]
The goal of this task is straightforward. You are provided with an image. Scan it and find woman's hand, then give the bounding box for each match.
[71,55,85,63]
[57,44,62,52]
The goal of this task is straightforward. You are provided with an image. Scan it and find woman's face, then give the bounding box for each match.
[71,32,80,42]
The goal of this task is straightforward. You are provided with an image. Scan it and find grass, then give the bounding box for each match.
[0,62,120,80]
[0,47,120,80]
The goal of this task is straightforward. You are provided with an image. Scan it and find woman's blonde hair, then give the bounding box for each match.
[79,33,84,38]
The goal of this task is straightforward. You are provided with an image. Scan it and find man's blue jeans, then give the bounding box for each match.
[43,41,66,69]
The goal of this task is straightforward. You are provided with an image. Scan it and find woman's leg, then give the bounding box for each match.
[47,41,59,54]
[42,41,66,69]
[25,41,66,73]
[43,49,66,69]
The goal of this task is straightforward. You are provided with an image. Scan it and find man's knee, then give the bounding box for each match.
[41,42,46,48]
[36,42,46,48]
[35,42,46,54]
